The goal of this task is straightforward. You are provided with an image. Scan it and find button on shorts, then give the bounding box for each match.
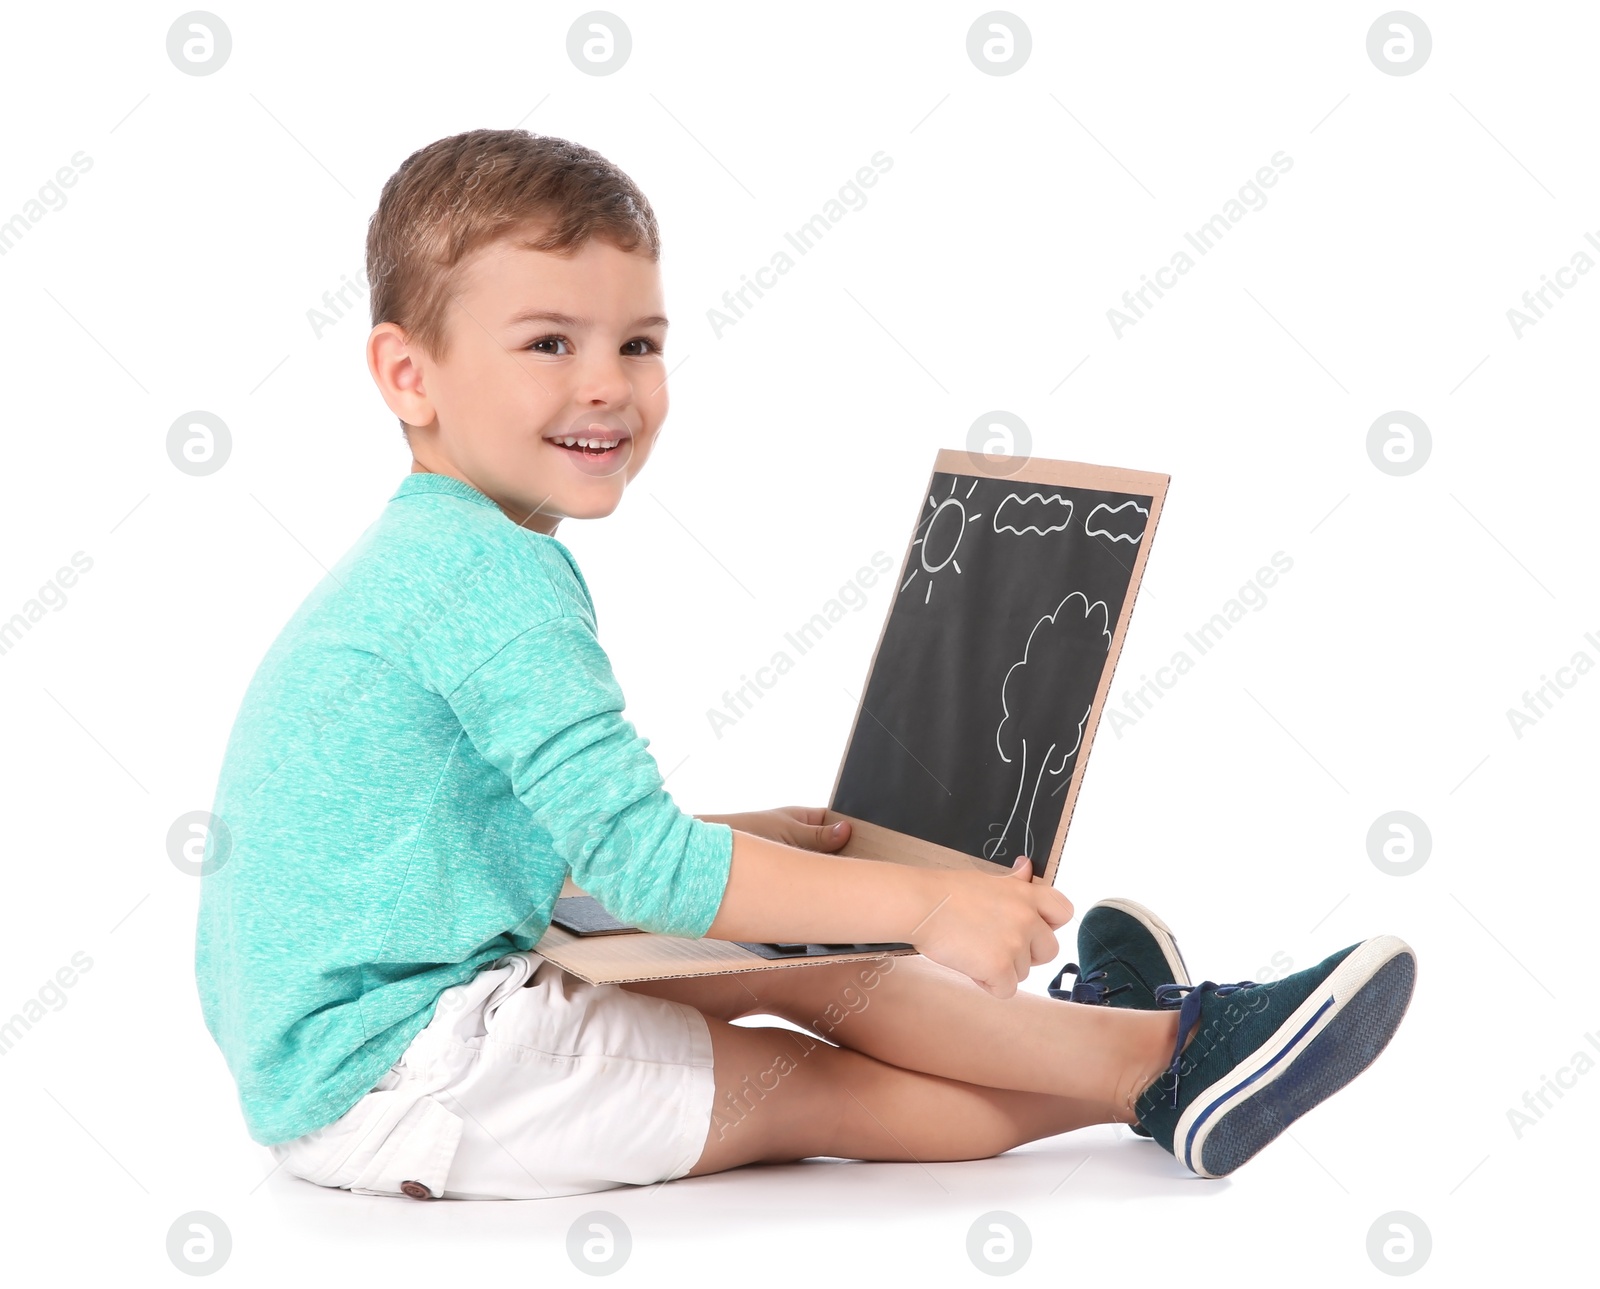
[269,951,717,1200]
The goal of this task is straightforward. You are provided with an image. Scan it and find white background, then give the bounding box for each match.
[1,0,1593,1282]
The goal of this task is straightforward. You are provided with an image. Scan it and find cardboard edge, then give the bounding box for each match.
[535,923,919,985]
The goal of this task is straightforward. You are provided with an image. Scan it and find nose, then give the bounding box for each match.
[574,351,634,410]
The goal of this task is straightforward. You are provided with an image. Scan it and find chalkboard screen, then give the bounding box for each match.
[830,453,1167,881]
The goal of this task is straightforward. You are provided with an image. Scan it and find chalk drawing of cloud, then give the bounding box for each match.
[1084,499,1149,545]
[993,492,1073,537]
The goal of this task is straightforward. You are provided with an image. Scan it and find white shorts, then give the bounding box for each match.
[269,951,716,1200]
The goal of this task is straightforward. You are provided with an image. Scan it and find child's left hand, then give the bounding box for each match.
[695,806,851,854]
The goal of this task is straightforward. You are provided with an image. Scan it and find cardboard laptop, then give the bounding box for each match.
[534,449,1169,983]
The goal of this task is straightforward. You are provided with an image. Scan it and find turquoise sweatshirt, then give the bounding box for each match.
[194,471,734,1145]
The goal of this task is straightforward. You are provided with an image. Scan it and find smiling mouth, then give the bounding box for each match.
[546,427,630,456]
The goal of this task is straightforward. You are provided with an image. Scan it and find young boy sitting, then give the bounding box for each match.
[194,128,1416,1201]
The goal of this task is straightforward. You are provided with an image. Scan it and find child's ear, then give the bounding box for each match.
[368,323,435,428]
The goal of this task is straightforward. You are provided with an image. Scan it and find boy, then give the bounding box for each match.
[195,129,1415,1201]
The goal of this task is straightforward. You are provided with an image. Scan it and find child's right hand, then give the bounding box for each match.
[910,856,1074,998]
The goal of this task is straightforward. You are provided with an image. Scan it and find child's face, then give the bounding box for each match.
[377,232,669,534]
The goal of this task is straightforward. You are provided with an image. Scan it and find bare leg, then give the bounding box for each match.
[678,1012,1122,1177]
[626,953,1177,1116]
[625,955,1183,1176]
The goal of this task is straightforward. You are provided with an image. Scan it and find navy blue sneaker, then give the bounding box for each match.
[1048,899,1192,1137]
[1049,898,1191,1008]
[1132,935,1417,1178]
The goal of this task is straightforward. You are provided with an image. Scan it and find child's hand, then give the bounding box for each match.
[695,807,852,853]
[911,855,1074,999]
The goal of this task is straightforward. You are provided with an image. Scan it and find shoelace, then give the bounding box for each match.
[1153,979,1258,1108]
[1046,962,1133,1005]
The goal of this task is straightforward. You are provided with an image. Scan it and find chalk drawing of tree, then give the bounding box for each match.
[982,591,1111,864]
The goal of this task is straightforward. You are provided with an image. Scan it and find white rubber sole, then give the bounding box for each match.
[1174,934,1417,1178]
[1090,897,1191,987]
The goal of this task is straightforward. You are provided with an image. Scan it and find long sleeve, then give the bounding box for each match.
[443,613,733,938]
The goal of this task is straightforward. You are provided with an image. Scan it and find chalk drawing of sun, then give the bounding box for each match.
[902,477,984,605]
